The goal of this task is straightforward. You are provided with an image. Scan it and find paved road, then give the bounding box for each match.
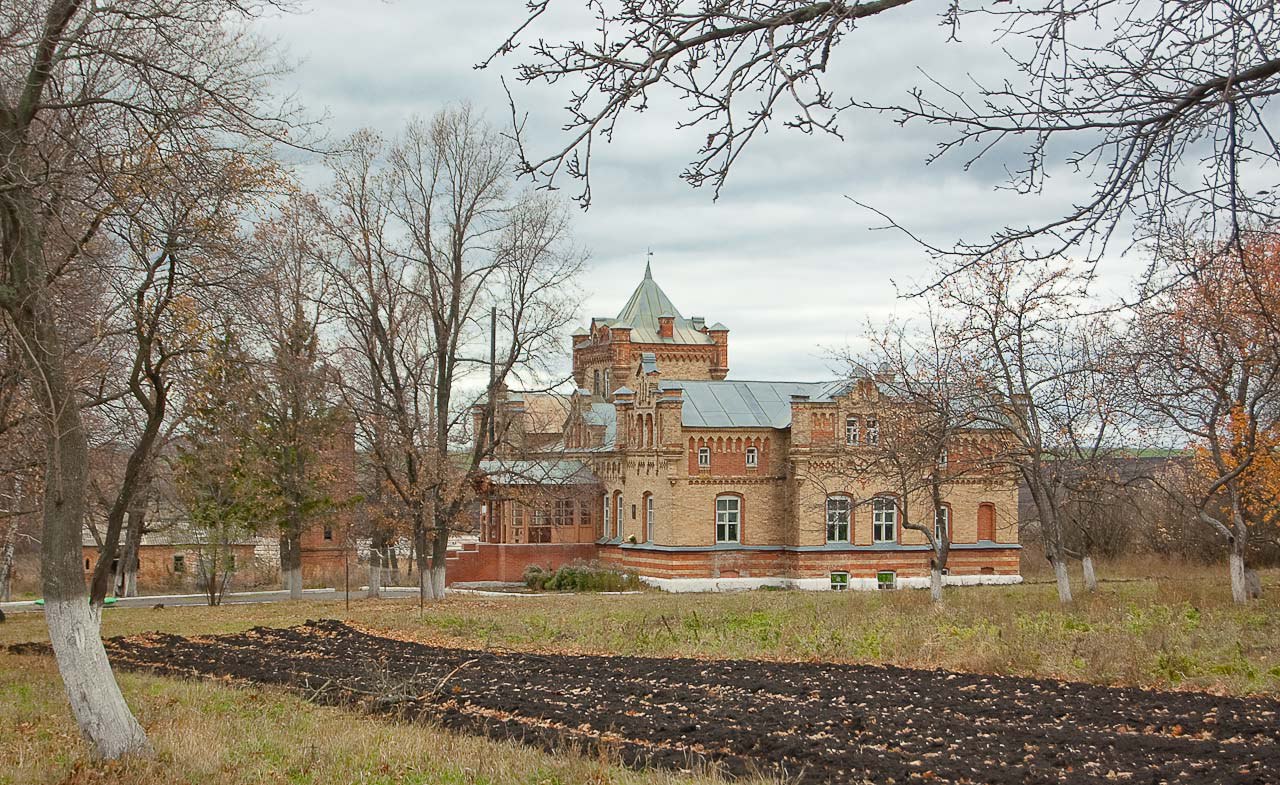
[0,586,428,613]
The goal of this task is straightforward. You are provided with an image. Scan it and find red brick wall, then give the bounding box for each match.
[446,542,600,585]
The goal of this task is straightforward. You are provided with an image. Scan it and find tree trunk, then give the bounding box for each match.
[929,566,943,602]
[1229,543,1248,604]
[118,504,146,598]
[367,540,381,599]
[1051,556,1073,603]
[429,517,449,600]
[1081,554,1098,592]
[0,515,18,602]
[280,532,303,599]
[9,216,150,757]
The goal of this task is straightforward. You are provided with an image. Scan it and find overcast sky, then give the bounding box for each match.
[257,1,1146,383]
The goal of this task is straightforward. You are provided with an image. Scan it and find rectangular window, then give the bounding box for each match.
[513,502,527,528]
[616,495,625,538]
[715,496,740,543]
[866,416,879,446]
[533,507,549,528]
[172,554,185,573]
[873,497,896,543]
[603,496,610,537]
[938,447,948,468]
[826,496,851,543]
[745,447,758,468]
[554,498,574,526]
[631,504,637,520]
[830,572,850,591]
[876,570,897,590]
[698,446,711,468]
[578,500,592,528]
[323,525,333,541]
[845,416,859,445]
[645,495,654,542]
[935,506,950,542]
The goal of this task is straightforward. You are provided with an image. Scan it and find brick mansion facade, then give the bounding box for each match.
[467,264,1021,591]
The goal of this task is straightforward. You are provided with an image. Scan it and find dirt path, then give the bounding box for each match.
[53,620,1280,784]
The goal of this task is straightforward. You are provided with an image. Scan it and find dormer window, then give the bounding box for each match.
[698,446,711,468]
[866,416,879,445]
[745,447,758,468]
[845,416,859,445]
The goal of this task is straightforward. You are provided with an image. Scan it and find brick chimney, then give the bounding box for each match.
[657,314,675,339]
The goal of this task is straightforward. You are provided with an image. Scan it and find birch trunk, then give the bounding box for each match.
[1081,554,1098,592]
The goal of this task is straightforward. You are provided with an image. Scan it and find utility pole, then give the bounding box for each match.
[488,306,497,454]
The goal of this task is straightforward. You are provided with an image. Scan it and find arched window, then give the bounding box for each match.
[715,495,740,543]
[978,502,996,541]
[602,495,611,538]
[872,496,896,543]
[615,492,625,539]
[644,493,654,542]
[826,496,852,542]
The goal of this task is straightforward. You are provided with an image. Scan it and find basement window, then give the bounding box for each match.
[876,570,897,590]
[173,554,186,573]
[830,572,850,591]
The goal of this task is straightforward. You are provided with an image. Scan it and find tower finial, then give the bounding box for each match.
[645,248,653,279]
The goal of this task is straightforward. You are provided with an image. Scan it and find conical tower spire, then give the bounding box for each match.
[644,248,653,280]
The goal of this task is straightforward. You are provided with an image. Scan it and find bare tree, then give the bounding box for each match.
[1131,233,1280,602]
[845,310,1002,602]
[936,253,1106,603]
[0,0,298,757]
[319,108,584,603]
[493,1,1280,260]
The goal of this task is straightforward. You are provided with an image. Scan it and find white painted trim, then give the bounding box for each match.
[641,574,1023,593]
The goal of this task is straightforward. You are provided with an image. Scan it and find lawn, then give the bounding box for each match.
[2,564,1278,784]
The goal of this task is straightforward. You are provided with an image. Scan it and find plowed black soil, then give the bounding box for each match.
[32,620,1280,784]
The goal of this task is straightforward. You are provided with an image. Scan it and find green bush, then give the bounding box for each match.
[523,561,643,592]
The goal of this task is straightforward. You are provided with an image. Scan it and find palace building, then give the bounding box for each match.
[463,264,1022,591]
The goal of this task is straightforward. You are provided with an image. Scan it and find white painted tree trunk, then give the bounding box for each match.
[1229,548,1248,604]
[46,600,150,758]
[367,548,381,599]
[418,565,435,601]
[929,566,943,603]
[430,562,447,599]
[286,566,303,600]
[1052,558,1073,603]
[1081,555,1098,592]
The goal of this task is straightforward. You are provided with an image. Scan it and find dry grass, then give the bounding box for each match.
[2,563,1278,783]
[0,652,760,785]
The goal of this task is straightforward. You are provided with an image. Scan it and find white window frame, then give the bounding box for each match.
[715,495,740,543]
[697,446,711,468]
[645,495,654,542]
[845,416,859,445]
[938,447,948,468]
[745,446,758,468]
[866,416,879,446]
[876,570,897,590]
[616,494,625,539]
[830,571,850,591]
[826,495,851,543]
[935,506,950,543]
[602,496,610,538]
[873,496,897,543]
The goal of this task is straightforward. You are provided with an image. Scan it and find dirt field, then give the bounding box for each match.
[19,619,1276,785]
